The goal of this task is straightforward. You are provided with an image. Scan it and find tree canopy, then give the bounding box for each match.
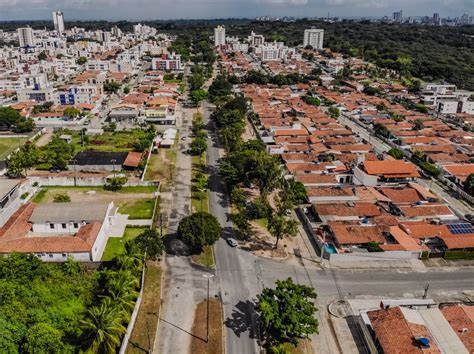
[257,278,319,348]
[0,107,35,133]
[178,212,222,252]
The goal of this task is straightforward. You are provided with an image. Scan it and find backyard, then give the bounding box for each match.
[31,186,157,220]
[102,226,148,261]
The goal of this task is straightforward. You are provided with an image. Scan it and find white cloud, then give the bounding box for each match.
[325,0,388,7]
[257,0,308,5]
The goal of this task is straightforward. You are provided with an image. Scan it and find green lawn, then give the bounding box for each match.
[118,199,155,219]
[69,129,151,152]
[0,137,28,159]
[255,218,268,229]
[102,227,148,261]
[32,189,48,203]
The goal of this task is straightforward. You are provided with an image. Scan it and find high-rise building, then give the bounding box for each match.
[52,11,65,32]
[214,25,226,47]
[433,13,440,25]
[303,28,324,50]
[393,10,403,23]
[17,27,35,47]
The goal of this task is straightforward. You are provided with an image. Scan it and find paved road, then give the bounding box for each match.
[154,103,206,354]
[204,102,262,354]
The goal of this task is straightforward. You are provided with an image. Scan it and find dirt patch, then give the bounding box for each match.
[239,221,290,259]
[190,299,223,354]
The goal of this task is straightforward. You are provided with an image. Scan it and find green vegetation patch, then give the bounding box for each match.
[119,199,155,219]
[0,137,28,159]
[102,227,148,261]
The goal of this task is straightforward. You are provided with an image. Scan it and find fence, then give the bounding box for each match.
[28,175,159,187]
[119,264,146,354]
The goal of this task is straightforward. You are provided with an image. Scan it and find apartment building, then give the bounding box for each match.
[214,25,226,47]
[303,28,324,50]
[17,27,35,47]
[151,53,183,72]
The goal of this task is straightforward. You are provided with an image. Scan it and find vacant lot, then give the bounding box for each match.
[102,227,148,261]
[0,136,28,159]
[190,299,223,354]
[118,199,155,220]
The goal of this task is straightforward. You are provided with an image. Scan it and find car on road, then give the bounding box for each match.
[226,238,238,247]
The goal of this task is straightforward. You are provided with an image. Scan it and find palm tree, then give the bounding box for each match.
[80,298,127,354]
[105,270,139,312]
[115,242,143,272]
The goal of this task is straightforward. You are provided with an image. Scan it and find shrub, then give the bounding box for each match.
[53,193,71,203]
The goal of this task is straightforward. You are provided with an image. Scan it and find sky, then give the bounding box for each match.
[0,0,472,21]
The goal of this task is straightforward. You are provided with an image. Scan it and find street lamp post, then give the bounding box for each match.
[202,274,215,343]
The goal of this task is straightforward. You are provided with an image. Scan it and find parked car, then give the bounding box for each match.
[226,238,238,247]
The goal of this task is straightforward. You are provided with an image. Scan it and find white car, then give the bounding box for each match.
[226,238,238,247]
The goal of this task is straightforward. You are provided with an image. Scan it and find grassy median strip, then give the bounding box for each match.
[190,152,215,268]
[126,261,162,354]
[191,245,215,268]
[190,299,223,354]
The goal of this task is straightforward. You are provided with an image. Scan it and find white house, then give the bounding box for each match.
[0,202,116,262]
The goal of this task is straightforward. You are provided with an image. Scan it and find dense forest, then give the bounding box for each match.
[1,19,473,89]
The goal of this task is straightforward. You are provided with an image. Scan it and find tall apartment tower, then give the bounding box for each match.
[214,25,226,47]
[393,10,403,23]
[52,11,65,32]
[303,28,324,50]
[17,27,35,47]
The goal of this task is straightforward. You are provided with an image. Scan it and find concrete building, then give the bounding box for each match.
[393,10,403,23]
[151,53,183,72]
[214,25,226,47]
[303,28,324,50]
[0,202,116,262]
[52,11,65,33]
[17,27,35,47]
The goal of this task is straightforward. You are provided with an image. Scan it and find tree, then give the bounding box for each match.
[104,177,127,191]
[0,107,35,132]
[189,89,208,107]
[284,179,307,204]
[104,82,121,94]
[190,137,208,155]
[328,106,340,119]
[387,148,404,160]
[208,74,232,102]
[230,210,253,240]
[413,118,424,131]
[80,298,127,354]
[188,73,205,91]
[123,86,130,94]
[63,107,81,119]
[268,214,298,249]
[22,323,64,354]
[464,174,474,196]
[178,212,222,252]
[374,123,390,138]
[257,278,319,347]
[134,229,164,261]
[6,143,38,177]
[76,56,87,65]
[38,51,47,61]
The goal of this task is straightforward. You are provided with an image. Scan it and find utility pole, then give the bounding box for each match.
[111,158,116,177]
[423,283,430,299]
[202,274,215,343]
[73,159,77,187]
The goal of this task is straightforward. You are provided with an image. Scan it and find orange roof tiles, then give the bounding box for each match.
[441,305,474,352]
[368,307,440,354]
[363,160,420,178]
